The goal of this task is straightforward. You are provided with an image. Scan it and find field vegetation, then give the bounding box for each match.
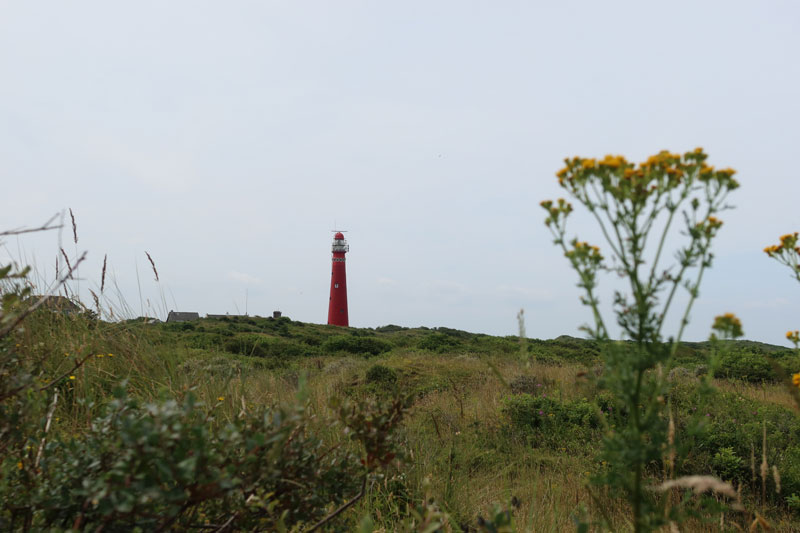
[3,308,800,531]
[4,149,800,531]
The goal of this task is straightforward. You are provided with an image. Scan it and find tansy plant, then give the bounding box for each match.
[764,232,800,284]
[764,232,800,403]
[541,149,739,532]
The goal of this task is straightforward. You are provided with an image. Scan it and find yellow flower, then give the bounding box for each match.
[17,461,23,470]
[107,353,114,357]
[217,396,225,402]
[712,313,744,339]
[64,353,69,357]
[601,154,626,169]
[793,373,800,388]
[96,354,104,358]
[69,375,76,380]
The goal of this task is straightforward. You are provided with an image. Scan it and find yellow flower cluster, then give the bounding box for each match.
[565,240,604,265]
[764,232,800,283]
[711,313,744,339]
[793,373,800,389]
[788,331,800,344]
[764,233,800,257]
[696,216,724,238]
[540,198,573,227]
[553,148,739,205]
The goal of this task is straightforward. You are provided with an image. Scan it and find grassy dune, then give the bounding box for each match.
[7,309,800,530]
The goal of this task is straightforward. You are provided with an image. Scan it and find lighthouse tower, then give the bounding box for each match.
[327,232,349,326]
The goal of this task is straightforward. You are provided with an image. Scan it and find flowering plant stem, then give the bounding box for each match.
[542,150,739,532]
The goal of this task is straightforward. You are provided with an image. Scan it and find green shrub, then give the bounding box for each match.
[163,321,196,332]
[711,446,744,482]
[223,335,309,359]
[417,333,460,353]
[1,386,409,530]
[322,335,392,357]
[502,393,602,449]
[183,332,225,349]
[715,350,774,382]
[366,364,398,385]
[433,327,472,339]
[375,324,407,333]
[670,383,800,501]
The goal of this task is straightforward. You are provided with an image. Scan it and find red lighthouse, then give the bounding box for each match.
[327,232,349,326]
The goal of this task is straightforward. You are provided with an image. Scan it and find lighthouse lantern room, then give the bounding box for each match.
[327,232,349,326]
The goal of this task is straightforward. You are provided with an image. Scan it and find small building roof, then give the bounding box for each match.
[166,311,200,322]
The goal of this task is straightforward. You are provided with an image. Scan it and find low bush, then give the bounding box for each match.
[417,333,460,353]
[322,335,392,357]
[366,364,398,385]
[714,350,775,382]
[2,386,407,531]
[670,383,800,502]
[375,324,407,333]
[223,335,309,359]
[502,393,603,451]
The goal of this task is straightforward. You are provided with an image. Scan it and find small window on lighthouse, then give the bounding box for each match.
[334,283,339,288]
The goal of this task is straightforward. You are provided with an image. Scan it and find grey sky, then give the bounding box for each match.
[1,1,798,344]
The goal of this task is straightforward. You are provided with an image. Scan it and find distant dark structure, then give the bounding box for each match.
[166,311,199,322]
[28,295,81,315]
[273,311,282,318]
[206,313,246,320]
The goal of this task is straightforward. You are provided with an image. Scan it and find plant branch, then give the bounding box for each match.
[306,474,367,532]
[0,214,62,238]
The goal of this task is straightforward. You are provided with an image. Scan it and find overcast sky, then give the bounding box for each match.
[1,1,799,344]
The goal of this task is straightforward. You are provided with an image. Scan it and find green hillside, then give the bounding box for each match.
[4,307,800,530]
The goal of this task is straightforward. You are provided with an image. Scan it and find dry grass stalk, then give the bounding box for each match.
[761,421,768,504]
[69,208,77,244]
[239,396,247,418]
[89,289,100,314]
[668,409,676,478]
[0,214,61,237]
[145,251,159,282]
[772,465,781,495]
[664,407,677,515]
[101,254,107,293]
[749,512,771,531]
[60,248,73,279]
[654,476,742,509]
[751,441,756,484]
[34,391,59,468]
